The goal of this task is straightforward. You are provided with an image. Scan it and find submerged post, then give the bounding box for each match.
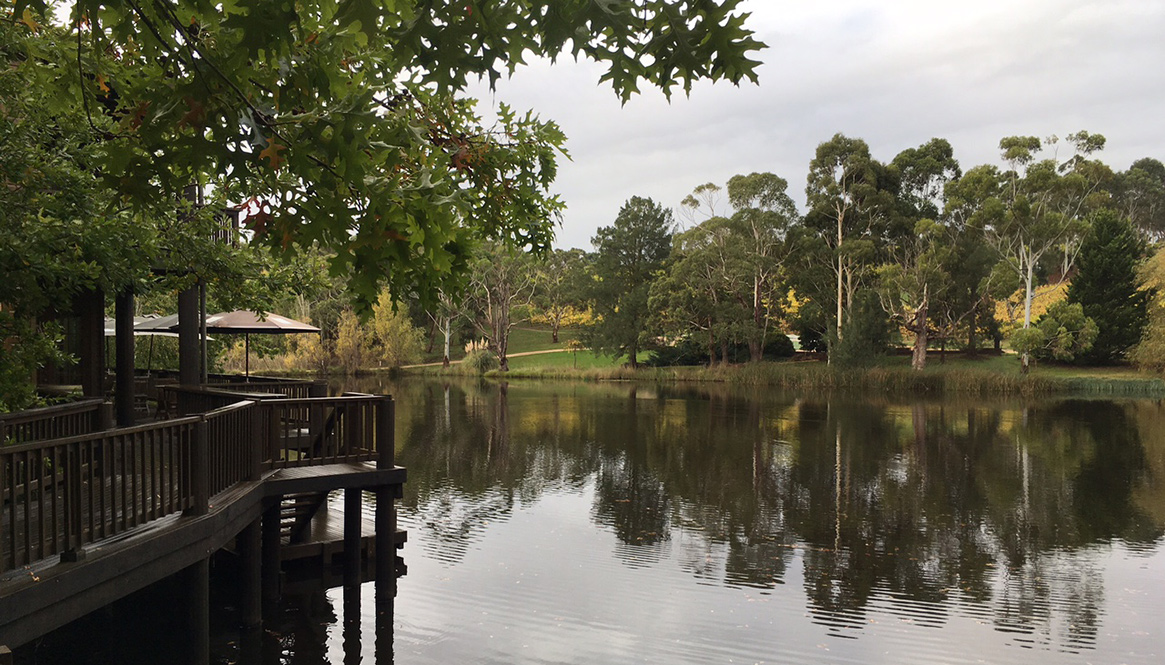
[239,518,262,628]
[344,489,362,587]
[261,500,282,604]
[183,558,210,665]
[374,396,396,599]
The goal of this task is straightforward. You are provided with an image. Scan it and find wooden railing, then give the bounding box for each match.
[0,392,392,575]
[0,399,110,445]
[205,375,328,400]
[1,416,199,572]
[267,395,390,468]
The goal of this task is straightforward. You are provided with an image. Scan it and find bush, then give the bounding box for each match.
[830,290,891,368]
[645,338,708,367]
[1010,301,1099,363]
[462,348,500,374]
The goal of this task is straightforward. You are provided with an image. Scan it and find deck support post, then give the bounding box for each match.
[184,558,210,665]
[115,289,136,426]
[343,581,362,663]
[374,397,396,614]
[344,489,362,586]
[75,288,105,397]
[261,500,282,604]
[240,517,263,628]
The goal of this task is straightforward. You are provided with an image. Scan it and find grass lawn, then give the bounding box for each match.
[505,326,581,354]
[505,350,617,370]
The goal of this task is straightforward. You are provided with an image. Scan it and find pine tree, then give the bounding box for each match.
[1067,210,1151,364]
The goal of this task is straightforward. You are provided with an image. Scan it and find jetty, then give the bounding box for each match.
[0,378,405,664]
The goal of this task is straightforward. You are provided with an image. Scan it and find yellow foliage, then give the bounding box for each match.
[994,281,1068,335]
[1130,247,1165,371]
[530,305,595,327]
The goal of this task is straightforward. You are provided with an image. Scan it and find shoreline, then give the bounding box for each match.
[396,358,1165,397]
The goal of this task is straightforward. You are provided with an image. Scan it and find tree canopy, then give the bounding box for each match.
[13,0,764,309]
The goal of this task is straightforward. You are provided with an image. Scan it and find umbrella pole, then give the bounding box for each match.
[245,334,250,378]
[148,336,155,373]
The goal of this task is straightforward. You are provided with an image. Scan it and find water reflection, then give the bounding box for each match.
[352,377,1165,660]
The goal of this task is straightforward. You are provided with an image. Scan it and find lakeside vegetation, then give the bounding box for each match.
[399,325,1165,397]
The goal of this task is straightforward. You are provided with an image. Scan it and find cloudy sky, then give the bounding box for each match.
[467,0,1165,251]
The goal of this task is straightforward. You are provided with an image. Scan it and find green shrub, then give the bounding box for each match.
[462,349,500,374]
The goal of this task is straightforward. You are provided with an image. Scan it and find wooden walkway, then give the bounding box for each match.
[0,389,406,653]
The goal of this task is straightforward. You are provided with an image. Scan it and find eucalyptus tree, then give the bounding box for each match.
[725,172,799,361]
[466,242,537,372]
[876,219,951,370]
[533,248,589,344]
[804,134,897,354]
[980,133,1111,370]
[649,217,736,364]
[1114,158,1165,240]
[588,197,674,368]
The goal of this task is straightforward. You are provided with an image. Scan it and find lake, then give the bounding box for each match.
[22,378,1165,664]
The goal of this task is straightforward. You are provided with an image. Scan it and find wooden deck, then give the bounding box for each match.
[0,390,405,652]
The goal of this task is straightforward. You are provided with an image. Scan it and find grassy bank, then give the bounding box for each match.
[410,352,1165,397]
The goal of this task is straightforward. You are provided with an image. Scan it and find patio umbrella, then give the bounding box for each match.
[179,310,320,377]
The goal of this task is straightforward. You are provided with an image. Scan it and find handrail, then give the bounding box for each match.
[0,392,393,575]
[0,399,110,445]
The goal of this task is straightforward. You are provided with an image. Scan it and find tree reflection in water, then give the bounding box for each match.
[353,377,1165,656]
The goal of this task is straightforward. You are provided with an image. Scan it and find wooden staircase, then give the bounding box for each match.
[280,492,329,543]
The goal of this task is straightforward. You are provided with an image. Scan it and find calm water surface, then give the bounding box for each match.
[23,379,1165,664]
[359,379,1165,665]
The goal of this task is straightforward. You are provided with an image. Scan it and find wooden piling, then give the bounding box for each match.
[184,558,210,665]
[344,489,362,587]
[261,500,282,604]
[239,518,262,628]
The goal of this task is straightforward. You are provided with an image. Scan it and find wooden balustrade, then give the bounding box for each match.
[0,399,110,445]
[1,416,199,572]
[265,395,390,469]
[0,392,392,575]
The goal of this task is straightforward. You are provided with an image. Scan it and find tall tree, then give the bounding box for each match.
[588,197,674,368]
[805,134,896,356]
[649,217,735,364]
[1114,158,1165,240]
[1066,210,1151,364]
[726,172,798,361]
[980,133,1109,371]
[467,243,537,372]
[533,248,589,344]
[876,219,951,370]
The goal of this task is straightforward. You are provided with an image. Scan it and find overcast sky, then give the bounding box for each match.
[467,0,1165,251]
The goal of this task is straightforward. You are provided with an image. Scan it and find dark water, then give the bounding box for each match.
[20,379,1165,664]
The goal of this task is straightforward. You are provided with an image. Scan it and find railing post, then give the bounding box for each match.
[249,401,264,481]
[61,445,86,562]
[267,402,281,468]
[377,396,394,470]
[97,402,114,432]
[185,420,209,516]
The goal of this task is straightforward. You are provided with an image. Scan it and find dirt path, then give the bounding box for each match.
[399,348,571,369]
